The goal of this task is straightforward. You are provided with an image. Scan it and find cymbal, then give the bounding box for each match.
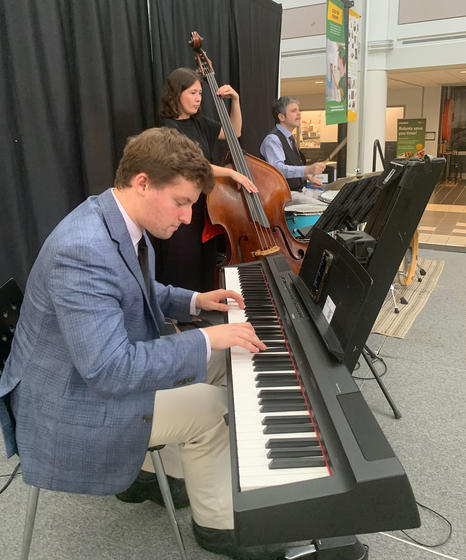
[323,171,381,191]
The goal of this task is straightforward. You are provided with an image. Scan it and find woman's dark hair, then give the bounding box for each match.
[159,67,202,119]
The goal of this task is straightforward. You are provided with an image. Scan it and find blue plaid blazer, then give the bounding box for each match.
[0,189,207,494]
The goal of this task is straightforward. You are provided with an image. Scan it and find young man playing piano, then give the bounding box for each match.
[0,127,314,559]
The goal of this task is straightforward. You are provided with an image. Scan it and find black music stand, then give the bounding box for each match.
[297,228,400,420]
[303,157,445,418]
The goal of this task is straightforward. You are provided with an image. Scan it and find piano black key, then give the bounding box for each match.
[262,415,311,425]
[254,363,294,371]
[253,356,293,364]
[255,374,298,387]
[254,363,294,372]
[260,401,307,412]
[259,344,288,351]
[255,352,289,359]
[258,389,303,399]
[255,371,295,378]
[267,447,323,458]
[265,438,320,448]
[247,311,277,317]
[253,356,291,364]
[263,423,314,434]
[254,334,284,341]
[259,394,304,404]
[269,457,326,469]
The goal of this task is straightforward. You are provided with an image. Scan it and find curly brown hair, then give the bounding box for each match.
[114,127,214,194]
[159,67,202,119]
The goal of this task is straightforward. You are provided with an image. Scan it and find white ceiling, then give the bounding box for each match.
[388,65,466,88]
[281,65,466,96]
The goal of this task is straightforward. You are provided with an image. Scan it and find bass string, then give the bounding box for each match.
[206,71,273,249]
[204,69,277,251]
[204,69,268,243]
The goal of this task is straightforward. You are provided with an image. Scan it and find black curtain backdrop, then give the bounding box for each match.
[149,0,282,158]
[0,0,154,289]
[1,0,281,290]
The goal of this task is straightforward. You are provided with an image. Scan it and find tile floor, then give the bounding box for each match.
[418,179,466,248]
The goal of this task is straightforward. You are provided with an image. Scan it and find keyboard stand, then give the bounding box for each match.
[284,536,368,559]
[362,345,402,419]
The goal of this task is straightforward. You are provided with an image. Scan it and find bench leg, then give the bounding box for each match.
[150,449,188,560]
[21,486,40,560]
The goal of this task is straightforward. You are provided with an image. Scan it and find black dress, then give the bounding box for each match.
[154,116,221,292]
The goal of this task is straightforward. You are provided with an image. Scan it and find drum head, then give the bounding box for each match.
[284,203,326,215]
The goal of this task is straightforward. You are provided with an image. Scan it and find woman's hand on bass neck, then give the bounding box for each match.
[216,84,239,101]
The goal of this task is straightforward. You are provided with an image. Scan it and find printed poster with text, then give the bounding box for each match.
[396,119,426,158]
[347,8,360,123]
[326,0,347,125]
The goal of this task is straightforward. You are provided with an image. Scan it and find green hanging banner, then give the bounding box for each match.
[326,0,347,125]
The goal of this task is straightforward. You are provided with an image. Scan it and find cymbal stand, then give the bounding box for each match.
[362,345,401,419]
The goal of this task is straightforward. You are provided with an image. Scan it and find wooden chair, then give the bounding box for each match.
[0,278,187,560]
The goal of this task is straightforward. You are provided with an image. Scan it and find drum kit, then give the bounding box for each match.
[285,172,379,238]
[284,203,323,237]
[285,173,421,288]
[321,171,381,191]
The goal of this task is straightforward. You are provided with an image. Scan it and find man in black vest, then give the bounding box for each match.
[260,96,326,191]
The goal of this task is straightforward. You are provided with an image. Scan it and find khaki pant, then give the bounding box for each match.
[142,350,233,530]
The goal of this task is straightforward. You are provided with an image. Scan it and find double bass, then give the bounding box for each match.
[189,32,308,274]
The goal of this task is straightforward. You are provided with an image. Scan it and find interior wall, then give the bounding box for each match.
[291,92,325,110]
[280,0,466,78]
[387,86,441,156]
[284,84,442,161]
[387,87,423,117]
[398,0,466,24]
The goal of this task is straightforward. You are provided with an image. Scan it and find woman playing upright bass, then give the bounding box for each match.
[154,67,256,294]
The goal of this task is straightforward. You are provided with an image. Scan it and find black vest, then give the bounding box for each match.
[270,127,306,191]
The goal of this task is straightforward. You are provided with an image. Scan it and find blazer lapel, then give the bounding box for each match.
[98,189,157,325]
